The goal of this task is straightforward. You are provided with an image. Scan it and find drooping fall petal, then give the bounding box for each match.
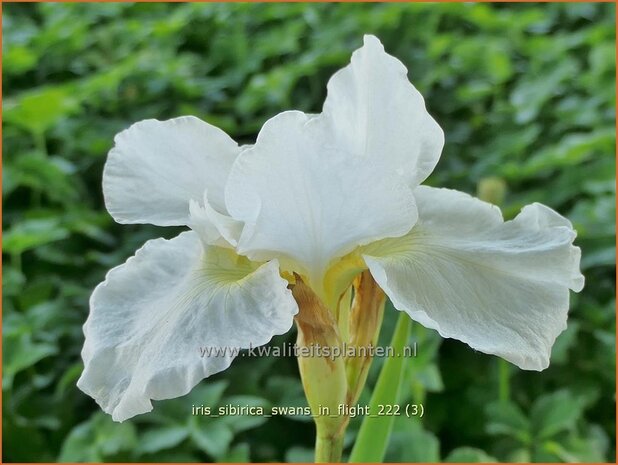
[78,231,297,421]
[362,186,584,371]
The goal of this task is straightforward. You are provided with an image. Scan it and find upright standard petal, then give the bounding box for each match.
[77,231,297,422]
[321,35,444,187]
[362,187,584,371]
[103,116,239,226]
[225,111,418,289]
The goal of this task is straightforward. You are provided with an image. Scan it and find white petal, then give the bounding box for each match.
[321,35,444,187]
[77,231,297,421]
[188,191,243,248]
[225,110,418,287]
[103,116,239,226]
[363,187,584,371]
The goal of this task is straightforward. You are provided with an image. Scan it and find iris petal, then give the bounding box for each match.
[225,111,418,288]
[104,116,239,226]
[78,231,297,421]
[225,35,443,287]
[362,186,584,371]
[322,35,444,187]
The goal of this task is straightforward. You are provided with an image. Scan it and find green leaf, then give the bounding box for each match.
[4,152,79,202]
[485,400,531,444]
[218,442,251,463]
[4,45,38,74]
[349,311,411,462]
[580,246,616,269]
[148,380,229,424]
[414,363,444,393]
[385,417,440,462]
[136,425,189,454]
[55,362,84,397]
[560,423,609,462]
[3,218,70,255]
[530,390,585,439]
[445,446,497,462]
[510,59,578,124]
[58,413,136,462]
[285,446,315,463]
[3,333,58,390]
[4,86,80,135]
[3,265,26,297]
[218,395,271,433]
[59,424,101,462]
[264,375,310,422]
[550,322,580,364]
[189,417,234,459]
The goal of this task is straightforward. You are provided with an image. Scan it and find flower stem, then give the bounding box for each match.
[291,276,349,463]
[315,432,344,463]
[498,358,511,402]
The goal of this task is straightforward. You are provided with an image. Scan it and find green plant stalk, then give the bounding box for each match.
[349,312,411,462]
[291,276,349,463]
[498,358,511,402]
[315,431,345,463]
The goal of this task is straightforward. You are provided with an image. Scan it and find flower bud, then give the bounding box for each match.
[291,275,348,452]
[477,176,507,205]
[346,270,385,405]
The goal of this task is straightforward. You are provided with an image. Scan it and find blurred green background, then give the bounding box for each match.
[2,2,616,463]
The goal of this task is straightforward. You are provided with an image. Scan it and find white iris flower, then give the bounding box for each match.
[78,35,584,422]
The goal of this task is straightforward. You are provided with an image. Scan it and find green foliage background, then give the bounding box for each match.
[3,2,615,463]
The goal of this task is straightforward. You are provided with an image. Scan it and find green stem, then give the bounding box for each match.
[315,432,344,463]
[291,277,348,464]
[498,358,511,402]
